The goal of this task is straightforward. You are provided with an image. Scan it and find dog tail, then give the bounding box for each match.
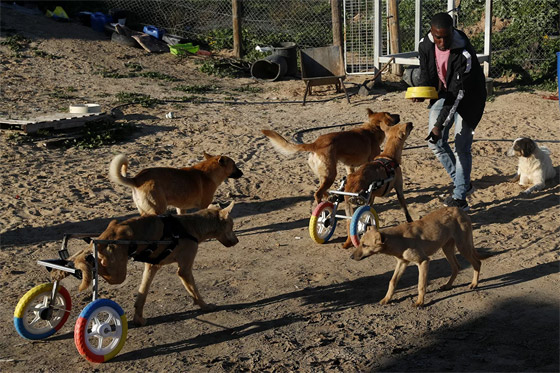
[261,129,313,156]
[109,154,136,188]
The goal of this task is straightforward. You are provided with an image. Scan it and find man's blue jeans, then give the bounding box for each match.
[428,98,473,200]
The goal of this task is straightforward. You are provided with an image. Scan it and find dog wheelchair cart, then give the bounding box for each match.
[309,171,394,248]
[13,233,173,363]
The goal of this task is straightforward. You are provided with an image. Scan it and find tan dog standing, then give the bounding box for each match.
[351,207,487,307]
[261,110,400,203]
[110,152,243,215]
[53,203,238,326]
[342,121,414,249]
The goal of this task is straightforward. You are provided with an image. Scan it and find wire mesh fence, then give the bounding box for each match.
[106,0,559,80]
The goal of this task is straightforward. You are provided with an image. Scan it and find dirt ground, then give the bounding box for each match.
[0,6,559,372]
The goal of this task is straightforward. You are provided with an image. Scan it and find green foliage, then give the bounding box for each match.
[231,85,263,94]
[173,84,220,94]
[32,49,62,59]
[48,87,77,100]
[198,59,250,78]
[457,0,559,81]
[115,92,162,107]
[96,69,179,81]
[0,34,30,51]
[124,62,143,72]
[68,120,137,149]
[137,71,180,82]
[204,28,235,51]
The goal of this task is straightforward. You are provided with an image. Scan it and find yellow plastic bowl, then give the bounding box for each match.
[405,86,438,99]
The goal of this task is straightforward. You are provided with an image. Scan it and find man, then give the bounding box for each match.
[414,12,487,211]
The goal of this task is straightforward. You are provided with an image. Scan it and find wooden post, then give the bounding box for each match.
[387,0,402,76]
[232,0,242,58]
[331,0,343,49]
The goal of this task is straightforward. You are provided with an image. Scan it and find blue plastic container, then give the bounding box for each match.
[143,25,165,40]
[91,12,112,32]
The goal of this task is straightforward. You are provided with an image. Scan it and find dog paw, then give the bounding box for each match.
[50,269,68,281]
[379,298,389,305]
[133,315,147,327]
[414,301,425,308]
[468,282,478,290]
[200,303,217,312]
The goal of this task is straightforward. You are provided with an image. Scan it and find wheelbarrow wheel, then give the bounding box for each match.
[350,206,380,248]
[74,299,128,363]
[14,283,72,340]
[309,201,337,244]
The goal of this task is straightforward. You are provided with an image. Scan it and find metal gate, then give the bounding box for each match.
[343,0,379,75]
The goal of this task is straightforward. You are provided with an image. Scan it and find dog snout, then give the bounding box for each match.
[350,248,363,261]
[230,167,243,179]
[221,233,239,247]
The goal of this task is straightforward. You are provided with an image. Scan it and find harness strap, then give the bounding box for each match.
[371,158,399,197]
[128,215,199,264]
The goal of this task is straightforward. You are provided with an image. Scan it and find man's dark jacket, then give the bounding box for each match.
[418,29,486,130]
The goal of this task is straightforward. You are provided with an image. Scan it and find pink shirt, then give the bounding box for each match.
[435,46,451,88]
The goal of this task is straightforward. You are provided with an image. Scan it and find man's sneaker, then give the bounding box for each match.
[444,198,470,211]
[439,183,475,200]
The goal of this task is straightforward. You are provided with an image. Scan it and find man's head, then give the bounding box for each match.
[430,12,454,51]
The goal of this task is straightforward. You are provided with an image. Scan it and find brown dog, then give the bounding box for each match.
[53,202,238,326]
[351,207,487,307]
[342,121,414,249]
[261,109,400,203]
[109,152,243,215]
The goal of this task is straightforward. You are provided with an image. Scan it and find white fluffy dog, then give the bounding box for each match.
[506,137,557,194]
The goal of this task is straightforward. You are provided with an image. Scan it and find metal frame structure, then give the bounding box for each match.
[374,0,492,76]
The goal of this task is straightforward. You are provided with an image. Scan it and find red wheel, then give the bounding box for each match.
[74,299,127,363]
[309,201,337,244]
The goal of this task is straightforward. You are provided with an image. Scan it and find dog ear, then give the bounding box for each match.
[366,108,374,117]
[203,151,214,159]
[116,225,134,239]
[218,156,226,165]
[380,232,386,243]
[522,139,536,157]
[220,201,235,217]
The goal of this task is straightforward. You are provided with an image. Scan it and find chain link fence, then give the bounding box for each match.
[106,0,559,80]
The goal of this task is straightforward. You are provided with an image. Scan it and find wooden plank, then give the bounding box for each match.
[0,112,110,133]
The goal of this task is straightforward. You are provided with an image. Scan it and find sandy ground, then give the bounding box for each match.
[1,6,559,372]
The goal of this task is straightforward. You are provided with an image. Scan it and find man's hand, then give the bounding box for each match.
[425,127,442,144]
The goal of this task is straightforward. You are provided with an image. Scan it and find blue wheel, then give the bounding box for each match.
[350,206,380,248]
